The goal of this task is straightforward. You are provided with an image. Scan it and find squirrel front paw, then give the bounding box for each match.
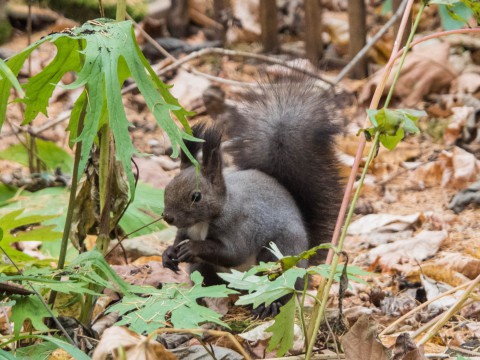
[162,245,180,272]
[176,240,200,263]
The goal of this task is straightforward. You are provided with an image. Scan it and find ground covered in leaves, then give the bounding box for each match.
[0,0,480,359]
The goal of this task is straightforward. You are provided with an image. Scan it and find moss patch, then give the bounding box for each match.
[47,0,147,23]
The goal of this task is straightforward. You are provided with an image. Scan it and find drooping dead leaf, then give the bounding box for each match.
[392,333,426,360]
[367,230,447,268]
[341,315,390,360]
[359,41,456,106]
[92,326,177,360]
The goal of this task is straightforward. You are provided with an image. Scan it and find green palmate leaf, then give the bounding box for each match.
[109,271,236,334]
[0,139,74,174]
[0,209,61,261]
[266,297,297,356]
[2,19,199,198]
[10,295,56,337]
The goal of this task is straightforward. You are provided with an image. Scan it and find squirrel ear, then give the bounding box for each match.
[201,127,225,191]
[180,123,207,169]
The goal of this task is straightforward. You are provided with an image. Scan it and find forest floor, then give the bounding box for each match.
[1,2,480,359]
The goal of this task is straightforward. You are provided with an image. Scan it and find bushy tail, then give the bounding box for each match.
[227,78,343,262]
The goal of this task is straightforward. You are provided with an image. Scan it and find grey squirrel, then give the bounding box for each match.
[162,77,342,311]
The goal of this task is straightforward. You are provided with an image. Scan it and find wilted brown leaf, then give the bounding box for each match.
[360,42,456,106]
[92,326,177,360]
[341,315,390,360]
[348,213,422,235]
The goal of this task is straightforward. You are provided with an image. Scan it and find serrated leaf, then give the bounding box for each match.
[20,37,82,124]
[266,297,296,356]
[0,209,62,261]
[109,271,236,333]
[10,295,55,337]
[3,19,199,199]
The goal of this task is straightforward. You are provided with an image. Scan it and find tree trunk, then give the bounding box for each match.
[260,0,279,53]
[304,0,323,66]
[347,0,368,79]
[0,0,12,45]
[167,0,189,38]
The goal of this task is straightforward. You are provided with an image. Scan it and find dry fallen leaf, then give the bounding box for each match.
[348,213,422,235]
[92,326,177,360]
[359,41,456,106]
[434,253,480,280]
[367,230,448,268]
[411,146,480,189]
[341,315,390,360]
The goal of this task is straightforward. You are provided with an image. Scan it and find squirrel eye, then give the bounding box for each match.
[191,191,202,203]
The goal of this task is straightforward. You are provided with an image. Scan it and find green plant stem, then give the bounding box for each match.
[116,0,126,21]
[99,125,109,213]
[48,100,86,308]
[304,133,380,359]
[305,4,426,358]
[383,1,426,109]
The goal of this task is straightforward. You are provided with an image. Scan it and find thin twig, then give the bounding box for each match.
[418,274,480,345]
[380,280,471,336]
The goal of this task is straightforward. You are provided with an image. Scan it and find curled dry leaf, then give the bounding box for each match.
[411,146,480,189]
[434,253,480,280]
[444,107,474,146]
[359,42,456,106]
[341,315,390,360]
[92,326,177,360]
[367,230,448,269]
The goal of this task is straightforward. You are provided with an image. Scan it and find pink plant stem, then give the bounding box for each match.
[325,0,416,265]
[394,27,480,61]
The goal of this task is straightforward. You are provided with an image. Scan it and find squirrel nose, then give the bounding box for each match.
[163,213,174,225]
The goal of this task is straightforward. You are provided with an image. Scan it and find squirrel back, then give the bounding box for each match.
[226,78,342,261]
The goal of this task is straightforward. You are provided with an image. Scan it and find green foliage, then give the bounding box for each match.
[0,18,199,198]
[265,297,296,356]
[0,139,74,174]
[220,261,370,356]
[429,0,479,22]
[0,59,23,97]
[0,184,17,206]
[10,295,56,337]
[109,271,237,334]
[360,108,425,150]
[438,2,474,29]
[0,209,62,262]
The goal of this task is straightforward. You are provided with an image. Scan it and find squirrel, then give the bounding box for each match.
[162,77,342,315]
